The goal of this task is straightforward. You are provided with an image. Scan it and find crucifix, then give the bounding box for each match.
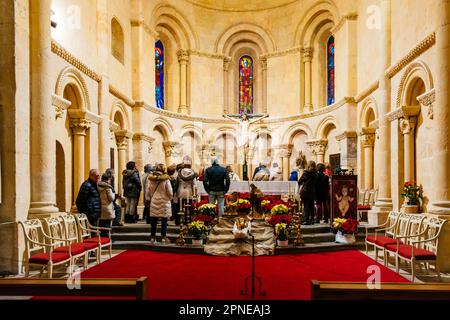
[223,112,269,180]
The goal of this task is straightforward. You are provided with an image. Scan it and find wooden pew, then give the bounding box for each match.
[311,280,450,300]
[0,277,148,300]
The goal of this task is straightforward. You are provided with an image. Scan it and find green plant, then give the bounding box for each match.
[275,223,289,241]
[187,221,208,240]
[401,181,423,205]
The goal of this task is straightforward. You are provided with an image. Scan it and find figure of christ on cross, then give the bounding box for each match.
[222,112,269,163]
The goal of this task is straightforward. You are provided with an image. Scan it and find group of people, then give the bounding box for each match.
[296,161,333,225]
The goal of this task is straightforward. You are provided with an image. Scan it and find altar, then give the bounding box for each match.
[196,181,298,196]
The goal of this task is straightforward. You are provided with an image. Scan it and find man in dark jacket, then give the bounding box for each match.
[203,157,230,216]
[299,161,317,225]
[122,161,142,223]
[76,169,101,227]
[315,163,330,224]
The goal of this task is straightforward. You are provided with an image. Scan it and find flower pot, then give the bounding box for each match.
[277,240,289,247]
[335,231,356,244]
[192,239,203,246]
[402,204,419,214]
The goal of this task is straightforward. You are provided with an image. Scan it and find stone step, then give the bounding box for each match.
[112,241,205,253]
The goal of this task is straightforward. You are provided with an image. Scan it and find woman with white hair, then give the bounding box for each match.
[269,162,283,181]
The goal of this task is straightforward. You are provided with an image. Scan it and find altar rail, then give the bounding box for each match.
[0,277,148,300]
[311,280,450,300]
[196,181,298,196]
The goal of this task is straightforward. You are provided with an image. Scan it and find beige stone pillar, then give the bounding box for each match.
[399,117,417,183]
[115,131,132,195]
[29,0,59,216]
[279,144,293,181]
[260,57,268,114]
[302,47,313,112]
[360,129,376,189]
[71,119,91,200]
[223,57,231,114]
[370,0,392,225]
[177,50,189,114]
[429,0,450,214]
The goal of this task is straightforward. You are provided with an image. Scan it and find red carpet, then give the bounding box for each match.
[75,250,408,300]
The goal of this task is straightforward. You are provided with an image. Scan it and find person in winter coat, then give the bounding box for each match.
[122,161,142,223]
[167,165,180,225]
[226,165,241,181]
[142,164,154,223]
[203,157,230,216]
[76,169,101,228]
[98,173,115,235]
[253,161,271,181]
[299,161,318,225]
[315,163,330,224]
[146,164,173,243]
[177,156,197,224]
[105,168,123,226]
[269,162,283,181]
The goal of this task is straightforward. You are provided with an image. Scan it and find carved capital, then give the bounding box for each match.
[301,47,313,62]
[223,56,232,72]
[70,118,91,135]
[163,141,182,158]
[359,128,376,148]
[52,94,71,119]
[417,89,435,120]
[277,144,293,158]
[177,49,190,63]
[399,117,417,135]
[115,130,133,149]
[306,139,328,156]
[260,57,268,71]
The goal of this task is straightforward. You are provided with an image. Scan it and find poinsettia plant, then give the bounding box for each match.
[275,223,290,241]
[192,214,214,226]
[236,199,252,214]
[401,181,423,205]
[268,214,293,226]
[271,204,289,215]
[195,203,217,216]
[187,221,209,240]
[332,218,359,235]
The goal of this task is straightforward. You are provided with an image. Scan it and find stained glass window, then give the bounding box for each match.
[327,36,335,105]
[155,40,164,109]
[239,56,254,114]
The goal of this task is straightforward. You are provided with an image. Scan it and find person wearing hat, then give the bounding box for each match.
[176,155,197,224]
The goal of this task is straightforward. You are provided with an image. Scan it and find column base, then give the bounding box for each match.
[429,201,450,215]
[28,202,61,219]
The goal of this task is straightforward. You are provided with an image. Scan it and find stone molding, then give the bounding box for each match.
[385,32,436,79]
[109,84,135,107]
[276,144,294,158]
[132,133,155,144]
[109,121,120,133]
[190,49,225,60]
[51,40,102,82]
[306,139,328,155]
[417,88,435,120]
[336,131,357,142]
[260,56,268,71]
[52,94,71,119]
[68,109,102,124]
[355,81,379,103]
[130,18,158,38]
[223,56,232,71]
[385,105,421,122]
[301,47,313,62]
[260,46,301,59]
[177,49,190,63]
[331,13,358,34]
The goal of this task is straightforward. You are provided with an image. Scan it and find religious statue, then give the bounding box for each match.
[224,192,240,215]
[232,216,252,241]
[223,112,269,161]
[249,184,264,219]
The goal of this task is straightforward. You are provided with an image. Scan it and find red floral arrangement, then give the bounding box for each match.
[192,215,214,225]
[194,200,210,209]
[236,199,252,214]
[238,192,250,200]
[261,196,285,213]
[341,218,359,235]
[268,214,293,226]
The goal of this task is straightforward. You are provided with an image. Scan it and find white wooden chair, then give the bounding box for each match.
[59,214,99,269]
[42,217,88,273]
[75,214,112,263]
[386,217,447,281]
[19,219,72,279]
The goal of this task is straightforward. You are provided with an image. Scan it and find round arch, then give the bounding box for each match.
[282,122,313,143]
[110,101,131,130]
[360,97,379,128]
[152,117,174,140]
[397,60,434,108]
[55,66,91,111]
[316,116,338,139]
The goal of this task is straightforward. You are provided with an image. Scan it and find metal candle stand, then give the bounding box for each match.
[240,234,266,299]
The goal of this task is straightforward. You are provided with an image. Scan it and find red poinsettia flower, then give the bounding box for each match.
[341,218,359,234]
[268,214,293,226]
[192,215,214,225]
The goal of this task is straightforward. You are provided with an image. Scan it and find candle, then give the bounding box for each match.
[179,197,183,211]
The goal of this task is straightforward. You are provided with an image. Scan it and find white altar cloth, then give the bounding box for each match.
[195,181,298,196]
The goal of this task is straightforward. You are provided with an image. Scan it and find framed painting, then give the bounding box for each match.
[331,175,358,220]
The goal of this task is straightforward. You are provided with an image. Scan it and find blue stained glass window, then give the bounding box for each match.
[327,36,335,105]
[155,40,164,109]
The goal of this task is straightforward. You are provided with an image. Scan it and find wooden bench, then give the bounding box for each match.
[0,277,148,300]
[311,280,450,300]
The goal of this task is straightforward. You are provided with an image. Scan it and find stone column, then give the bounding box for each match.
[223,57,231,114]
[260,57,268,114]
[429,0,450,214]
[360,128,376,189]
[29,0,59,216]
[302,47,313,112]
[307,140,327,164]
[177,49,190,114]
[71,119,91,201]
[279,144,293,181]
[115,131,132,194]
[399,117,417,183]
[370,0,392,224]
